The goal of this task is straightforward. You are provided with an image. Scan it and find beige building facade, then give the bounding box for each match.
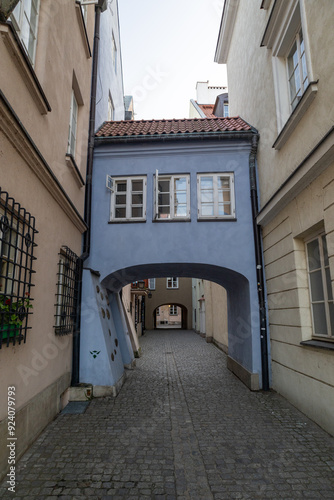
[216,0,334,435]
[145,278,193,331]
[192,279,228,353]
[0,1,95,480]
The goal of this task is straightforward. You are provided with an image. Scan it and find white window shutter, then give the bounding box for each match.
[106,175,114,191]
[155,169,159,219]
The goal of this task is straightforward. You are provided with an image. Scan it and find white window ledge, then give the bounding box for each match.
[273,81,318,150]
[65,153,85,188]
[0,23,51,115]
[75,1,91,59]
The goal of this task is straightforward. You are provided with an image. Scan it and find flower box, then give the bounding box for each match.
[1,324,20,340]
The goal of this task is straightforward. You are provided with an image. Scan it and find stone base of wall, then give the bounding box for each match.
[227,355,259,391]
[208,337,229,355]
[93,372,127,398]
[0,371,71,482]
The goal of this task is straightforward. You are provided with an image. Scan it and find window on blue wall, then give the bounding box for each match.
[197,173,235,219]
[110,176,147,222]
[154,173,190,220]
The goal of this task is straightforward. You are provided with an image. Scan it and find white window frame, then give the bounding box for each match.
[148,278,156,290]
[287,28,308,112]
[67,90,78,157]
[223,103,229,117]
[197,173,235,220]
[110,176,147,222]
[305,234,333,341]
[169,305,178,316]
[154,172,190,221]
[11,0,40,65]
[261,0,317,149]
[167,278,179,289]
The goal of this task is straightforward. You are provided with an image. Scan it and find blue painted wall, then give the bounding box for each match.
[82,137,264,385]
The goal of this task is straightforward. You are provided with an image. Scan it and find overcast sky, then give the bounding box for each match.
[118,0,227,120]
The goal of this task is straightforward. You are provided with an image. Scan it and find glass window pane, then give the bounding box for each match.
[116,194,126,205]
[175,204,187,217]
[307,239,321,271]
[158,180,170,193]
[326,268,333,301]
[201,205,214,216]
[175,193,187,205]
[329,302,334,336]
[116,182,127,192]
[200,177,213,189]
[158,207,170,217]
[201,191,213,203]
[312,302,328,336]
[218,177,230,188]
[132,180,143,191]
[115,207,126,218]
[219,204,231,216]
[175,178,186,190]
[132,194,143,205]
[219,190,231,202]
[132,207,143,218]
[309,270,324,302]
[322,235,329,266]
[158,193,170,206]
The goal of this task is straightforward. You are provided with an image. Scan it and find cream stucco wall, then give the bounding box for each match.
[218,0,334,434]
[0,2,95,480]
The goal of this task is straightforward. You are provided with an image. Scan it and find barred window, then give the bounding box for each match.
[0,189,37,348]
[55,246,81,336]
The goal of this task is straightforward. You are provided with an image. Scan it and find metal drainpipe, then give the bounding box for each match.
[72,3,102,386]
[249,134,270,391]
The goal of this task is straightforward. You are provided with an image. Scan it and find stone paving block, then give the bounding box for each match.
[0,330,334,499]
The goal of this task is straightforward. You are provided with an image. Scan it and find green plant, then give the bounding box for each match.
[0,292,33,327]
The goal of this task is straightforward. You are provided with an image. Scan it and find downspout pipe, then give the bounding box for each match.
[249,134,270,391]
[72,3,103,386]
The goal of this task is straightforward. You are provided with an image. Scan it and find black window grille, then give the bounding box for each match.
[0,188,37,348]
[55,246,80,335]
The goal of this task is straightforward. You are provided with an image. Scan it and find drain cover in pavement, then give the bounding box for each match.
[61,401,90,414]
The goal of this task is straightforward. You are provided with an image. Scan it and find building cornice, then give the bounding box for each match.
[214,0,240,64]
[0,91,87,233]
[257,126,334,226]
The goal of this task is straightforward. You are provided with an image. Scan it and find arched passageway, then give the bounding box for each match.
[78,261,262,390]
[153,303,187,330]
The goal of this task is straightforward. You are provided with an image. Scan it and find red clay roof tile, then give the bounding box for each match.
[96,117,251,138]
[197,104,216,118]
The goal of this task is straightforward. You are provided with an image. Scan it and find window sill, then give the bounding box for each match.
[108,219,146,224]
[65,154,85,188]
[153,218,191,223]
[300,340,334,352]
[197,217,236,222]
[0,22,51,115]
[273,81,319,150]
[75,1,91,58]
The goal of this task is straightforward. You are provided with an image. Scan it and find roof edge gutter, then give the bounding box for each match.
[94,130,257,145]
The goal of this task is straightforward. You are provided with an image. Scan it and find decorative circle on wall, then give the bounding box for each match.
[114,338,118,347]
[106,309,110,319]
[25,232,32,248]
[100,292,104,301]
[106,298,110,306]
[111,353,114,361]
[114,349,117,355]
[101,308,105,318]
[109,329,111,337]
[96,285,100,294]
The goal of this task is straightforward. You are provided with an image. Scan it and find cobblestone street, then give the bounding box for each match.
[1,329,334,499]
